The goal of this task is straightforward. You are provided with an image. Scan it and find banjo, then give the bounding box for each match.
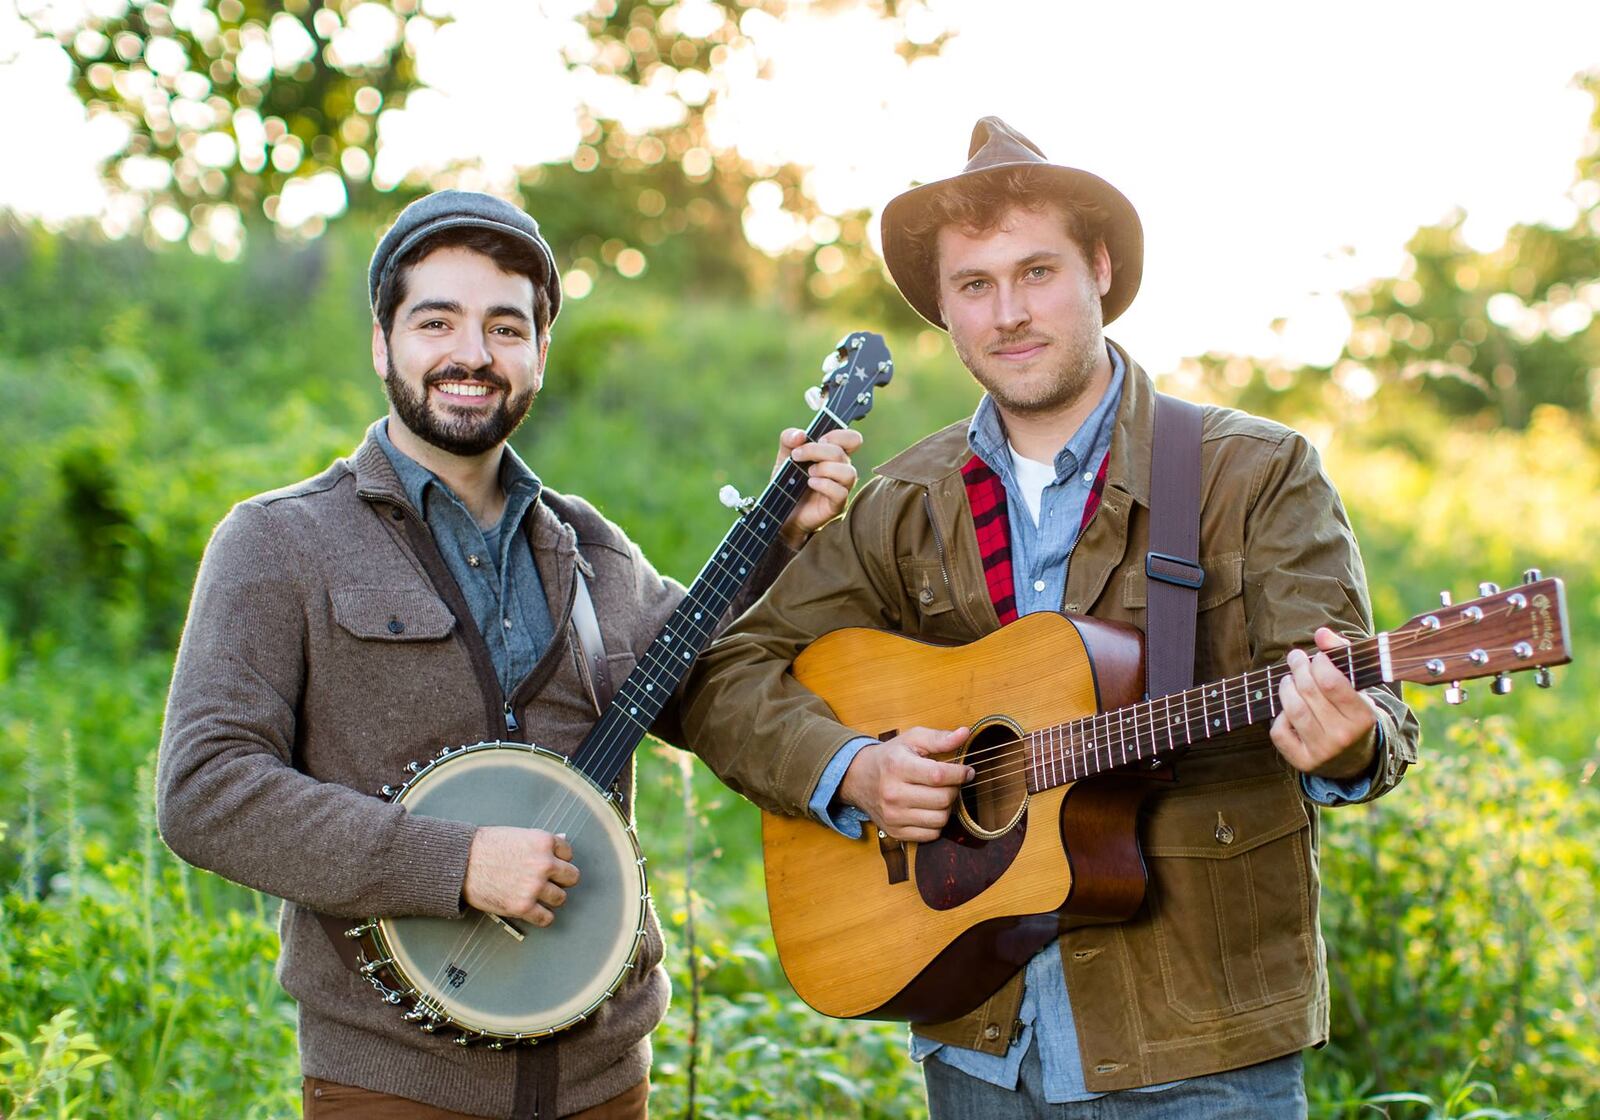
[342,331,894,1045]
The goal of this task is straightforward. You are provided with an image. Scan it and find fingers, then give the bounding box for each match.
[1273,644,1379,777]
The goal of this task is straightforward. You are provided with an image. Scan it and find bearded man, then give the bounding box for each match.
[682,119,1419,1118]
[156,190,859,1119]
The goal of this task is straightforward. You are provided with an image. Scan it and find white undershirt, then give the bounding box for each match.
[1007,442,1056,527]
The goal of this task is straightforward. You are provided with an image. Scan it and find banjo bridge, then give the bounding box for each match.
[489,914,526,943]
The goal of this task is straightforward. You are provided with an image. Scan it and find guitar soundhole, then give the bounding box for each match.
[957,718,1029,839]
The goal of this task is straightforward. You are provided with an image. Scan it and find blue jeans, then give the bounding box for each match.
[923,1044,1307,1119]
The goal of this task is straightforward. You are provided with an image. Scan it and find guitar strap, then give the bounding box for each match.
[1145,393,1205,699]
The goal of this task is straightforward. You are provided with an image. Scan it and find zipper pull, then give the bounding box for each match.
[503,700,519,733]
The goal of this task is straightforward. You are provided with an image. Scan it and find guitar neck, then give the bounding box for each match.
[573,411,848,790]
[1024,636,1386,792]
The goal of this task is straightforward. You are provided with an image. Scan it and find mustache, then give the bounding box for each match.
[987,331,1051,354]
[423,365,510,392]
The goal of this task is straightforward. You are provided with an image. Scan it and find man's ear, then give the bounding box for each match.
[532,330,550,394]
[371,320,388,381]
[1093,240,1113,298]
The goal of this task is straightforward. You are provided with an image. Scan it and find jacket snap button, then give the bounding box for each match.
[1214,813,1235,845]
[982,1023,1001,1041]
[390,508,404,521]
[387,618,405,634]
[919,587,936,607]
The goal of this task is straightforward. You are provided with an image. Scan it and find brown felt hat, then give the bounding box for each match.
[880,116,1143,329]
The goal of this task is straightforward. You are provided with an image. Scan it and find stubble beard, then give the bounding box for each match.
[952,323,1104,418]
[384,354,535,457]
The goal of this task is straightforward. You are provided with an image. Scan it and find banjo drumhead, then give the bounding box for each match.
[378,745,645,1037]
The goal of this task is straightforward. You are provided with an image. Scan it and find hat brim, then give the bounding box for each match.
[880,161,1143,329]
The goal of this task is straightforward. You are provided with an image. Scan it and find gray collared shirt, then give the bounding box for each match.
[375,420,555,700]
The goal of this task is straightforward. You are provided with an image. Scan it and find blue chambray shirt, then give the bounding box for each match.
[375,420,556,699]
[808,345,1372,1101]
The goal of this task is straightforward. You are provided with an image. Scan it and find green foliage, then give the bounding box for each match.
[1,225,1595,1117]
[1308,719,1600,1118]
[0,1009,111,1120]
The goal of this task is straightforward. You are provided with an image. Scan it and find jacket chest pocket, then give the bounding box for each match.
[1141,773,1316,1023]
[330,588,456,642]
[1120,552,1247,677]
[896,558,964,639]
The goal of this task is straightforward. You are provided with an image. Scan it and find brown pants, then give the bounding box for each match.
[302,1077,648,1120]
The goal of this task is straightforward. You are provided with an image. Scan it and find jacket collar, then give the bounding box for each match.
[351,420,574,554]
[875,338,1157,508]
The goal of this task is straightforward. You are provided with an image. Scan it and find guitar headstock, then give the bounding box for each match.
[1386,572,1571,696]
[812,331,893,427]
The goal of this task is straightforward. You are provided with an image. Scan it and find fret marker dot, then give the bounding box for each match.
[682,652,691,660]
[694,611,702,620]
[1213,718,1221,728]
[646,683,654,691]
[630,706,638,715]
[1254,690,1263,700]
[739,566,746,575]
[1210,689,1219,697]
[760,520,767,529]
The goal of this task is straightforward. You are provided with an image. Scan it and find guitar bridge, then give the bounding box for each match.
[877,829,908,884]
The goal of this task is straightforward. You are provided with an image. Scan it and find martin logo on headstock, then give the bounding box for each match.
[1391,569,1571,704]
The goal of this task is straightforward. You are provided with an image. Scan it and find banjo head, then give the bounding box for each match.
[372,743,646,1039]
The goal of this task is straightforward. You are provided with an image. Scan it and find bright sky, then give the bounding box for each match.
[2,0,1597,374]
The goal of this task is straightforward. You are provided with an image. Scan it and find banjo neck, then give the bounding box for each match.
[572,333,891,791]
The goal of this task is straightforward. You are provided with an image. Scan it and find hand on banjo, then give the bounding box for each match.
[463,826,580,928]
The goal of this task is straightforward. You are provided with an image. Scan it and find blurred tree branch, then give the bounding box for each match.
[13,0,947,310]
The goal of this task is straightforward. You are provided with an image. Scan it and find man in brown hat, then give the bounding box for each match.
[682,118,1418,1116]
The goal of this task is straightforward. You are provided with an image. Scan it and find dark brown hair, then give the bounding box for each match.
[375,226,553,341]
[901,165,1109,289]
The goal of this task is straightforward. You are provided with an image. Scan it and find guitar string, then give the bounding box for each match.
[928,598,1536,790]
[952,638,1535,799]
[938,600,1523,777]
[957,635,1527,797]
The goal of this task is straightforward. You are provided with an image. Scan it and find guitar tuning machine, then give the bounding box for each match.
[1491,673,1513,695]
[718,484,756,514]
[1478,581,1500,597]
[1439,590,1453,607]
[1535,667,1553,688]
[1444,681,1467,705]
[1523,568,1542,584]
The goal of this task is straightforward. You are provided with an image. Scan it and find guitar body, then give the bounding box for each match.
[762,612,1151,1023]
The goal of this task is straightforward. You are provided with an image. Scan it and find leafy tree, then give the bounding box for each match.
[1193,71,1600,434]
[12,0,946,309]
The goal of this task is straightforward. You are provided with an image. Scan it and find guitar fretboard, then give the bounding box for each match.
[1024,637,1386,792]
[573,410,847,790]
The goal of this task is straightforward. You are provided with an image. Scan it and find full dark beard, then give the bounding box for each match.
[385,357,535,457]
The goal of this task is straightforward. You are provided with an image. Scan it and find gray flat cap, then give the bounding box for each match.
[368,189,562,324]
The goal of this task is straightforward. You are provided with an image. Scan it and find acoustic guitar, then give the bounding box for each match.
[761,575,1571,1023]
[343,332,893,1044]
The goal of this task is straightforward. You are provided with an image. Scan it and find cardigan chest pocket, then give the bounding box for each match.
[330,588,456,642]
[1141,773,1315,1023]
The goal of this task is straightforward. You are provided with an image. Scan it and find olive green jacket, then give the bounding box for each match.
[682,348,1419,1092]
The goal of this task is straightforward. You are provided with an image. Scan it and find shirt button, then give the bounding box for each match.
[1033,579,1046,593]
[387,618,405,634]
[503,617,513,630]
[1083,472,1093,483]
[467,554,482,568]
[982,1023,1001,1041]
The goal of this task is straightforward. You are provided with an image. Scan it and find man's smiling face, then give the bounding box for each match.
[936,204,1112,420]
[375,245,547,458]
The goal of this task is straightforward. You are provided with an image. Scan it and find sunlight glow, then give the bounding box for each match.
[1,0,1598,372]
